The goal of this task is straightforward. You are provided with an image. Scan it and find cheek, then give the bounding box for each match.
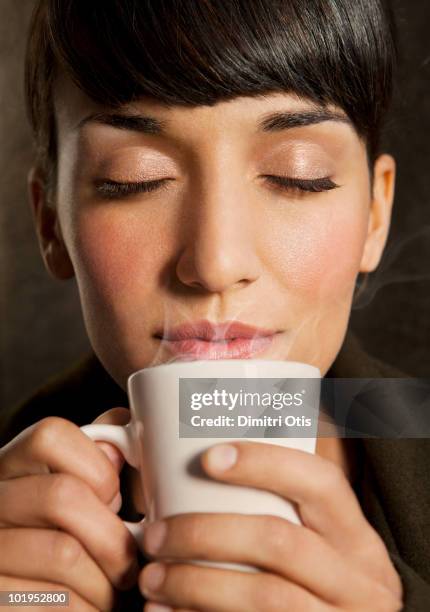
[262,194,369,301]
[69,208,165,305]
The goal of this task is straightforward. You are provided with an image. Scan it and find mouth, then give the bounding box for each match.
[154,319,280,360]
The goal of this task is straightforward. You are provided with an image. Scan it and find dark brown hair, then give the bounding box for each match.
[25,0,398,195]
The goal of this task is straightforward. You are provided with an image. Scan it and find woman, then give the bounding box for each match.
[0,0,428,610]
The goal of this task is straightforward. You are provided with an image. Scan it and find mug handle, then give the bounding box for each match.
[80,423,146,549]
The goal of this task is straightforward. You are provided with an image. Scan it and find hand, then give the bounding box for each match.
[0,408,138,611]
[139,441,403,612]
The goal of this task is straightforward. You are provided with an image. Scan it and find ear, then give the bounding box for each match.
[359,154,396,272]
[27,166,75,280]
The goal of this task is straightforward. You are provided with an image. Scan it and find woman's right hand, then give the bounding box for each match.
[0,408,138,611]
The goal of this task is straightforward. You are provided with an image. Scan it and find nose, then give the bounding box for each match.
[175,176,262,294]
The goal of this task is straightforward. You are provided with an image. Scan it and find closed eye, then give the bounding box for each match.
[94,175,340,200]
[94,178,172,199]
[262,175,340,193]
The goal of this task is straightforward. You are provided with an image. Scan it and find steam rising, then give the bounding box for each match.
[147,257,349,370]
[352,226,430,309]
[144,224,429,369]
[148,288,292,367]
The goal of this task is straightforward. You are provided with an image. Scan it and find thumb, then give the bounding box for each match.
[92,407,131,474]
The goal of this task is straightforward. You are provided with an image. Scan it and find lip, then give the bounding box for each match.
[155,319,279,360]
[159,319,278,341]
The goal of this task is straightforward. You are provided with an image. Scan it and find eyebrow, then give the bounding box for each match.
[76,108,351,135]
[76,112,166,134]
[257,109,351,132]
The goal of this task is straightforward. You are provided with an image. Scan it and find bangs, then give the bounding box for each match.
[50,1,395,130]
[26,0,397,177]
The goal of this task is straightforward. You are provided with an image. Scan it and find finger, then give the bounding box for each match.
[145,605,197,612]
[0,414,126,506]
[92,408,131,512]
[142,513,383,606]
[139,562,335,612]
[93,407,130,473]
[200,441,401,591]
[145,606,197,612]
[93,408,146,514]
[0,574,97,611]
[0,474,138,591]
[0,528,115,610]
[201,441,371,551]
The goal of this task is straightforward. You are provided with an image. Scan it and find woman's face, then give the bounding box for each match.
[37,75,394,388]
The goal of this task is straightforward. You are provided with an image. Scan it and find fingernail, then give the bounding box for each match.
[206,444,238,472]
[144,521,167,554]
[142,562,165,594]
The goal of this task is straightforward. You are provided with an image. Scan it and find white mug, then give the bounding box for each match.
[81,359,320,572]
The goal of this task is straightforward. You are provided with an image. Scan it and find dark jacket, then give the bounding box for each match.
[0,330,429,611]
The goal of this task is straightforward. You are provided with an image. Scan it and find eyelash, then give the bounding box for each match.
[94,176,339,199]
[261,175,339,193]
[95,178,170,198]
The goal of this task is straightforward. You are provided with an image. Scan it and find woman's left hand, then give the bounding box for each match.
[138,441,403,611]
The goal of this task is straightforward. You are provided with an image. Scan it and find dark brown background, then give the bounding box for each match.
[1,0,429,413]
